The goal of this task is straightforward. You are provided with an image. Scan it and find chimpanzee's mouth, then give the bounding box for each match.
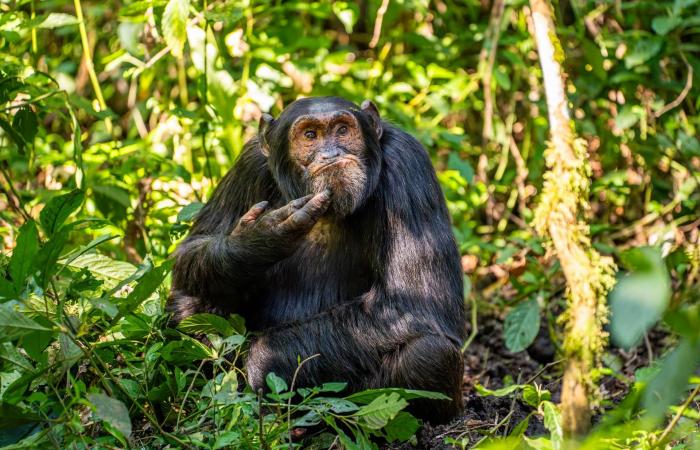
[311,158,352,175]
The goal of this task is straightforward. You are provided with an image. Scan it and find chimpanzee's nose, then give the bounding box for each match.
[319,147,342,161]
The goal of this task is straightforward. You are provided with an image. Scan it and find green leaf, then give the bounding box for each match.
[160,338,211,363]
[346,387,450,404]
[523,436,555,450]
[35,229,69,289]
[624,38,663,69]
[213,431,242,449]
[493,66,511,90]
[87,393,132,438]
[474,383,522,397]
[356,392,408,429]
[40,189,85,235]
[642,339,700,422]
[332,2,359,33]
[542,401,562,448]
[0,117,27,151]
[163,0,190,58]
[67,253,137,286]
[9,222,38,292]
[177,312,234,337]
[652,16,682,35]
[447,153,475,183]
[504,298,540,352]
[610,247,670,349]
[320,382,347,393]
[0,403,42,429]
[0,303,52,342]
[522,384,550,407]
[265,372,287,394]
[177,201,204,222]
[38,13,80,29]
[511,415,531,437]
[12,108,37,144]
[383,411,420,442]
[120,259,173,313]
[293,411,322,427]
[614,106,640,131]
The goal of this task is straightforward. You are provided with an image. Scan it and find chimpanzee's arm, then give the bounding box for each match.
[169,140,281,320]
[246,127,465,419]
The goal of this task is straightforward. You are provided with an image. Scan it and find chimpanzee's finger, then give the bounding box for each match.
[240,201,269,225]
[281,190,332,232]
[265,194,314,223]
[233,201,269,233]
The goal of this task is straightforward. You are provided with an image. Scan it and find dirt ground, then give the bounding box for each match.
[387,314,665,450]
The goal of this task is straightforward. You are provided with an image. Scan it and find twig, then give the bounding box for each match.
[461,292,478,353]
[0,165,32,223]
[176,359,207,431]
[73,0,113,134]
[654,383,700,447]
[287,354,321,444]
[509,136,530,214]
[654,55,693,119]
[480,0,506,143]
[643,332,654,364]
[525,359,565,385]
[368,0,390,49]
[258,388,270,450]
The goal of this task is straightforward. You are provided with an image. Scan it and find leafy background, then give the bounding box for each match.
[1,0,699,448]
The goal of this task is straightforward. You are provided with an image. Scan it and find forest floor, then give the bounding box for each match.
[388,314,666,450]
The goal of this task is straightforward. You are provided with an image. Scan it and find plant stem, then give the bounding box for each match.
[73,0,113,134]
[654,383,700,448]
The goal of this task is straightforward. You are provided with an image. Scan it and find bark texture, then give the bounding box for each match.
[529,0,617,437]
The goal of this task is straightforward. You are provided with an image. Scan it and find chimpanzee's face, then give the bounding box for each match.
[260,97,383,217]
[287,109,369,216]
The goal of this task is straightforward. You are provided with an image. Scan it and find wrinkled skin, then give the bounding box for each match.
[168,97,466,424]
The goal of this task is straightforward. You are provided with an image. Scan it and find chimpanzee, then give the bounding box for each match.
[168,97,465,423]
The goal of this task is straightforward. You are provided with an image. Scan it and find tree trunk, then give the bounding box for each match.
[528,0,617,437]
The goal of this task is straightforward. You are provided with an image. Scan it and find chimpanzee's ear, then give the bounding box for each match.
[258,113,275,157]
[361,100,383,140]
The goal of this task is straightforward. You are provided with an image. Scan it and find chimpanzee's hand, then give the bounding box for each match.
[231,190,332,260]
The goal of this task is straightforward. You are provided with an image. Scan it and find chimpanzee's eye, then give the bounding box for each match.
[337,125,348,136]
[304,130,317,139]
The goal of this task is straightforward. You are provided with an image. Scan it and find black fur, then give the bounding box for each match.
[168,97,465,423]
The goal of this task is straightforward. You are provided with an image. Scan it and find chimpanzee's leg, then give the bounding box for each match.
[246,332,463,424]
[374,334,464,424]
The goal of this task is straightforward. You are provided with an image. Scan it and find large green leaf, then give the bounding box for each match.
[177,312,234,337]
[160,338,211,363]
[624,38,663,68]
[0,303,52,342]
[163,0,189,58]
[542,401,563,449]
[8,222,38,292]
[642,339,700,423]
[383,411,420,442]
[39,189,84,235]
[87,393,132,438]
[38,13,80,29]
[356,393,408,430]
[11,108,37,144]
[346,387,450,404]
[34,229,69,289]
[0,403,42,429]
[119,259,173,314]
[610,247,670,349]
[67,253,137,286]
[504,298,540,352]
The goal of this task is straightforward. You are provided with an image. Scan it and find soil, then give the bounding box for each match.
[385,314,667,450]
